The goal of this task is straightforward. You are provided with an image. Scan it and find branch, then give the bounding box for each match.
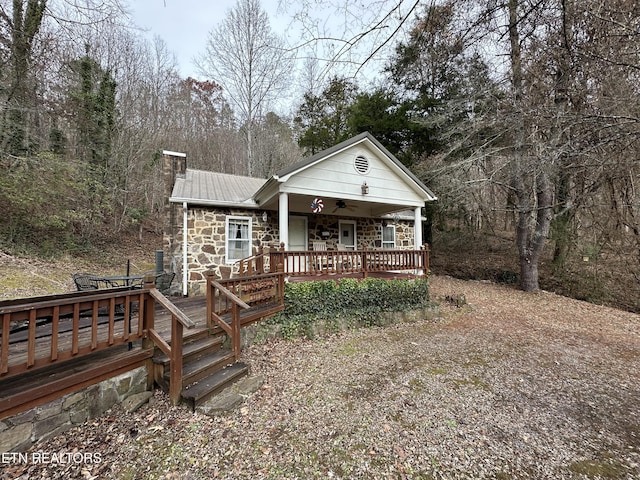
[354,0,423,77]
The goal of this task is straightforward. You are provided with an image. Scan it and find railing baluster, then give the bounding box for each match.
[138,292,148,337]
[72,303,79,355]
[123,295,131,341]
[27,310,36,368]
[50,306,59,361]
[137,291,145,337]
[206,272,213,329]
[108,297,115,345]
[91,300,98,350]
[1,313,10,374]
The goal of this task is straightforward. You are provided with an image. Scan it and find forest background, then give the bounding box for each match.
[1,0,639,312]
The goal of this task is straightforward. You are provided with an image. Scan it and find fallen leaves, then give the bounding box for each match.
[5,275,640,479]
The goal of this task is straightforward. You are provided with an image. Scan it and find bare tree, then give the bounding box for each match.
[197,0,294,176]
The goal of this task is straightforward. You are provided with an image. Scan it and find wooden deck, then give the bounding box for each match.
[0,277,283,418]
[0,288,209,419]
[152,295,207,336]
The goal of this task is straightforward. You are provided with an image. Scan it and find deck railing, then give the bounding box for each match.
[0,287,147,379]
[235,245,270,276]
[267,244,430,277]
[205,268,285,360]
[144,277,196,405]
[0,277,195,406]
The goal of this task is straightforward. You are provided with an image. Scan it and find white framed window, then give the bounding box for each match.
[226,216,252,262]
[382,224,396,249]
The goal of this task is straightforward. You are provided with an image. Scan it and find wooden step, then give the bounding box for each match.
[166,349,236,387]
[180,326,212,343]
[181,362,249,410]
[152,335,224,367]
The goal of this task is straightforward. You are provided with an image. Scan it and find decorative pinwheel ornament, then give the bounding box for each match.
[311,198,324,214]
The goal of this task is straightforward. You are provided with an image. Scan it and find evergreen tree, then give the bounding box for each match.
[348,89,435,166]
[295,77,357,155]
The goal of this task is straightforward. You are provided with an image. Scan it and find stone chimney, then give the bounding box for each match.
[162,150,187,275]
[163,150,187,202]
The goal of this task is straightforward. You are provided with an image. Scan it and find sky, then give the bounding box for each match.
[129,0,298,80]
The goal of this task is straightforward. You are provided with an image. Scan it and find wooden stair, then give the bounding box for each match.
[151,328,248,410]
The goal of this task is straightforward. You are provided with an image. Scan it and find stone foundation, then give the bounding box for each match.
[0,367,148,453]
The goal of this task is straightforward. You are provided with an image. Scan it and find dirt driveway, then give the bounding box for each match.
[5,275,640,479]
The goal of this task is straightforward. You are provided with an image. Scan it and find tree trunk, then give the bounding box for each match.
[1,0,47,155]
[508,0,554,292]
[516,172,554,291]
[551,0,575,273]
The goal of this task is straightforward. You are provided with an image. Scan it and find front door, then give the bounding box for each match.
[339,220,356,250]
[289,216,307,251]
[288,216,308,273]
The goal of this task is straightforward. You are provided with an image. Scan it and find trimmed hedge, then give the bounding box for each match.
[266,277,431,339]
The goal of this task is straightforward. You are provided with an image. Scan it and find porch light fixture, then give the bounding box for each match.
[361,181,369,195]
[261,211,268,222]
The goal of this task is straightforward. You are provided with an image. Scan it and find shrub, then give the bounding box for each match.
[267,277,431,339]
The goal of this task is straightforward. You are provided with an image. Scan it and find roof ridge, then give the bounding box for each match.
[186,168,266,181]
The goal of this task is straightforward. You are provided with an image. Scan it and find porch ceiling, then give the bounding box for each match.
[259,193,416,218]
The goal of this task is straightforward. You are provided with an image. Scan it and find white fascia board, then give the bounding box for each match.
[253,177,284,205]
[279,184,426,208]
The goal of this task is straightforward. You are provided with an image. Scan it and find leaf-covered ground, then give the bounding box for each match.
[3,275,640,479]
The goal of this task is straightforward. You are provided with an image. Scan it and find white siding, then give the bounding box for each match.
[281,144,426,207]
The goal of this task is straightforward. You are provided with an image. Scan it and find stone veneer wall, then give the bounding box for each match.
[307,215,415,249]
[171,208,280,296]
[0,367,148,453]
[167,207,416,296]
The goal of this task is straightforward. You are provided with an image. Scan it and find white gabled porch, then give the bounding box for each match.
[164,132,437,295]
[253,132,436,253]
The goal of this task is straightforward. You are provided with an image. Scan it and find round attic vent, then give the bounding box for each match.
[354,155,370,175]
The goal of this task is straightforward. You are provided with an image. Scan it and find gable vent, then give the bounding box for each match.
[354,155,370,175]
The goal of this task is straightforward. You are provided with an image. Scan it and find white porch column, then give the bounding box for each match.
[278,192,289,250]
[414,206,423,250]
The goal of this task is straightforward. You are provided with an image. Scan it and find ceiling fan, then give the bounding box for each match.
[332,199,356,213]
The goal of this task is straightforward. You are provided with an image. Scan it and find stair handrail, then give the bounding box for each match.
[235,245,268,276]
[143,276,196,405]
[205,272,251,361]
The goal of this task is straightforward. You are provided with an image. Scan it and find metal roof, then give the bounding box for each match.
[169,132,437,208]
[170,169,266,207]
